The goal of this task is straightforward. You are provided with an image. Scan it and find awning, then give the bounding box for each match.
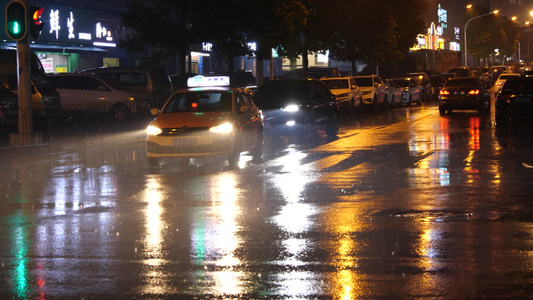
[2,42,107,53]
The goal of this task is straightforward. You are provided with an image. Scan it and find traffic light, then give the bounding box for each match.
[5,1,27,41]
[28,3,44,40]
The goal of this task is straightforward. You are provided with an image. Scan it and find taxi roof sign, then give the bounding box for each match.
[187,75,231,88]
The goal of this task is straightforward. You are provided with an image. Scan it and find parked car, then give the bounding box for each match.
[390,77,423,105]
[493,73,520,96]
[384,79,403,107]
[353,75,387,112]
[495,77,533,126]
[429,74,445,99]
[0,83,18,125]
[406,72,432,101]
[253,78,339,141]
[47,73,152,120]
[145,75,263,168]
[0,48,62,117]
[81,66,173,107]
[280,67,341,79]
[438,77,490,115]
[320,76,362,114]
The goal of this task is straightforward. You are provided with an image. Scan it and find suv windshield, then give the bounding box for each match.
[394,79,410,88]
[321,79,349,89]
[501,78,533,93]
[163,92,232,112]
[354,77,373,87]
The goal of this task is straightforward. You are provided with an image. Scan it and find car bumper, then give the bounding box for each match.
[336,96,352,109]
[439,96,486,110]
[145,133,234,158]
[361,94,373,104]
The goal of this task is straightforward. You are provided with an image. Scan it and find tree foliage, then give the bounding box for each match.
[119,0,428,76]
[464,5,520,62]
[120,0,194,71]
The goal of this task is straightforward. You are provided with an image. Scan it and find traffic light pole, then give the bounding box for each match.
[17,26,33,137]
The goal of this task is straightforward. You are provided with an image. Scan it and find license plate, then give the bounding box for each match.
[173,138,197,146]
[516,97,531,103]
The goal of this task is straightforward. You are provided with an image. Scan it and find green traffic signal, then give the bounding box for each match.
[5,1,27,41]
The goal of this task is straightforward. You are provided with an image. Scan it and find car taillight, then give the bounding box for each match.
[468,89,480,95]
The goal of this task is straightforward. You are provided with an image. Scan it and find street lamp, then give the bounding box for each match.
[464,9,499,66]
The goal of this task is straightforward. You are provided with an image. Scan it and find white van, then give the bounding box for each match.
[81,66,173,107]
[48,74,152,120]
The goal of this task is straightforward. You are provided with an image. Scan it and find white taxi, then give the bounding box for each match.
[145,75,263,168]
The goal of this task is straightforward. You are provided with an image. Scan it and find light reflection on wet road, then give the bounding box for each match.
[1,103,533,298]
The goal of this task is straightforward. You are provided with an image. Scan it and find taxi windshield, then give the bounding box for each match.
[162,91,232,112]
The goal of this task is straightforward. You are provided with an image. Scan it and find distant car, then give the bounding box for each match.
[495,77,533,126]
[145,75,263,168]
[280,67,341,79]
[390,77,423,105]
[493,73,520,96]
[253,78,339,141]
[438,77,490,115]
[429,74,445,99]
[320,76,362,114]
[406,72,431,101]
[441,72,458,82]
[448,67,474,78]
[48,73,152,120]
[353,75,388,112]
[384,79,403,107]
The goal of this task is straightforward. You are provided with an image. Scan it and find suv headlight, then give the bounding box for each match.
[282,104,299,112]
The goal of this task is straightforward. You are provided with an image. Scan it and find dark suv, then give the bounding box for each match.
[253,78,340,141]
[495,77,533,126]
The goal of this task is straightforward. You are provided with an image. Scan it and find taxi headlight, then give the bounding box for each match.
[209,122,233,134]
[147,125,162,136]
[282,104,299,112]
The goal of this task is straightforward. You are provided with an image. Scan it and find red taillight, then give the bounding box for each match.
[440,90,450,95]
[468,89,480,95]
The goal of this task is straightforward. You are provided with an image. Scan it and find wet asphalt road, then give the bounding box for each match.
[1,102,533,299]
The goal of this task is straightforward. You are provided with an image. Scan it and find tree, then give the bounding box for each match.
[463,5,505,65]
[328,0,427,75]
[247,0,308,84]
[189,0,252,76]
[120,0,194,73]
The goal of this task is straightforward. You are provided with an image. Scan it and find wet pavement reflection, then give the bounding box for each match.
[1,103,533,298]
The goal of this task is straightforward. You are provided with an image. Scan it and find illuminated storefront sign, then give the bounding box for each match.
[28,5,116,48]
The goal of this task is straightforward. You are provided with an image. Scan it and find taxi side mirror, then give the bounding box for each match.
[150,108,160,115]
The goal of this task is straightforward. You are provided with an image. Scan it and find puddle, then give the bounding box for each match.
[371,209,507,222]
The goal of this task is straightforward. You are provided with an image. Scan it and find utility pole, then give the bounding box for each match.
[5,0,36,144]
